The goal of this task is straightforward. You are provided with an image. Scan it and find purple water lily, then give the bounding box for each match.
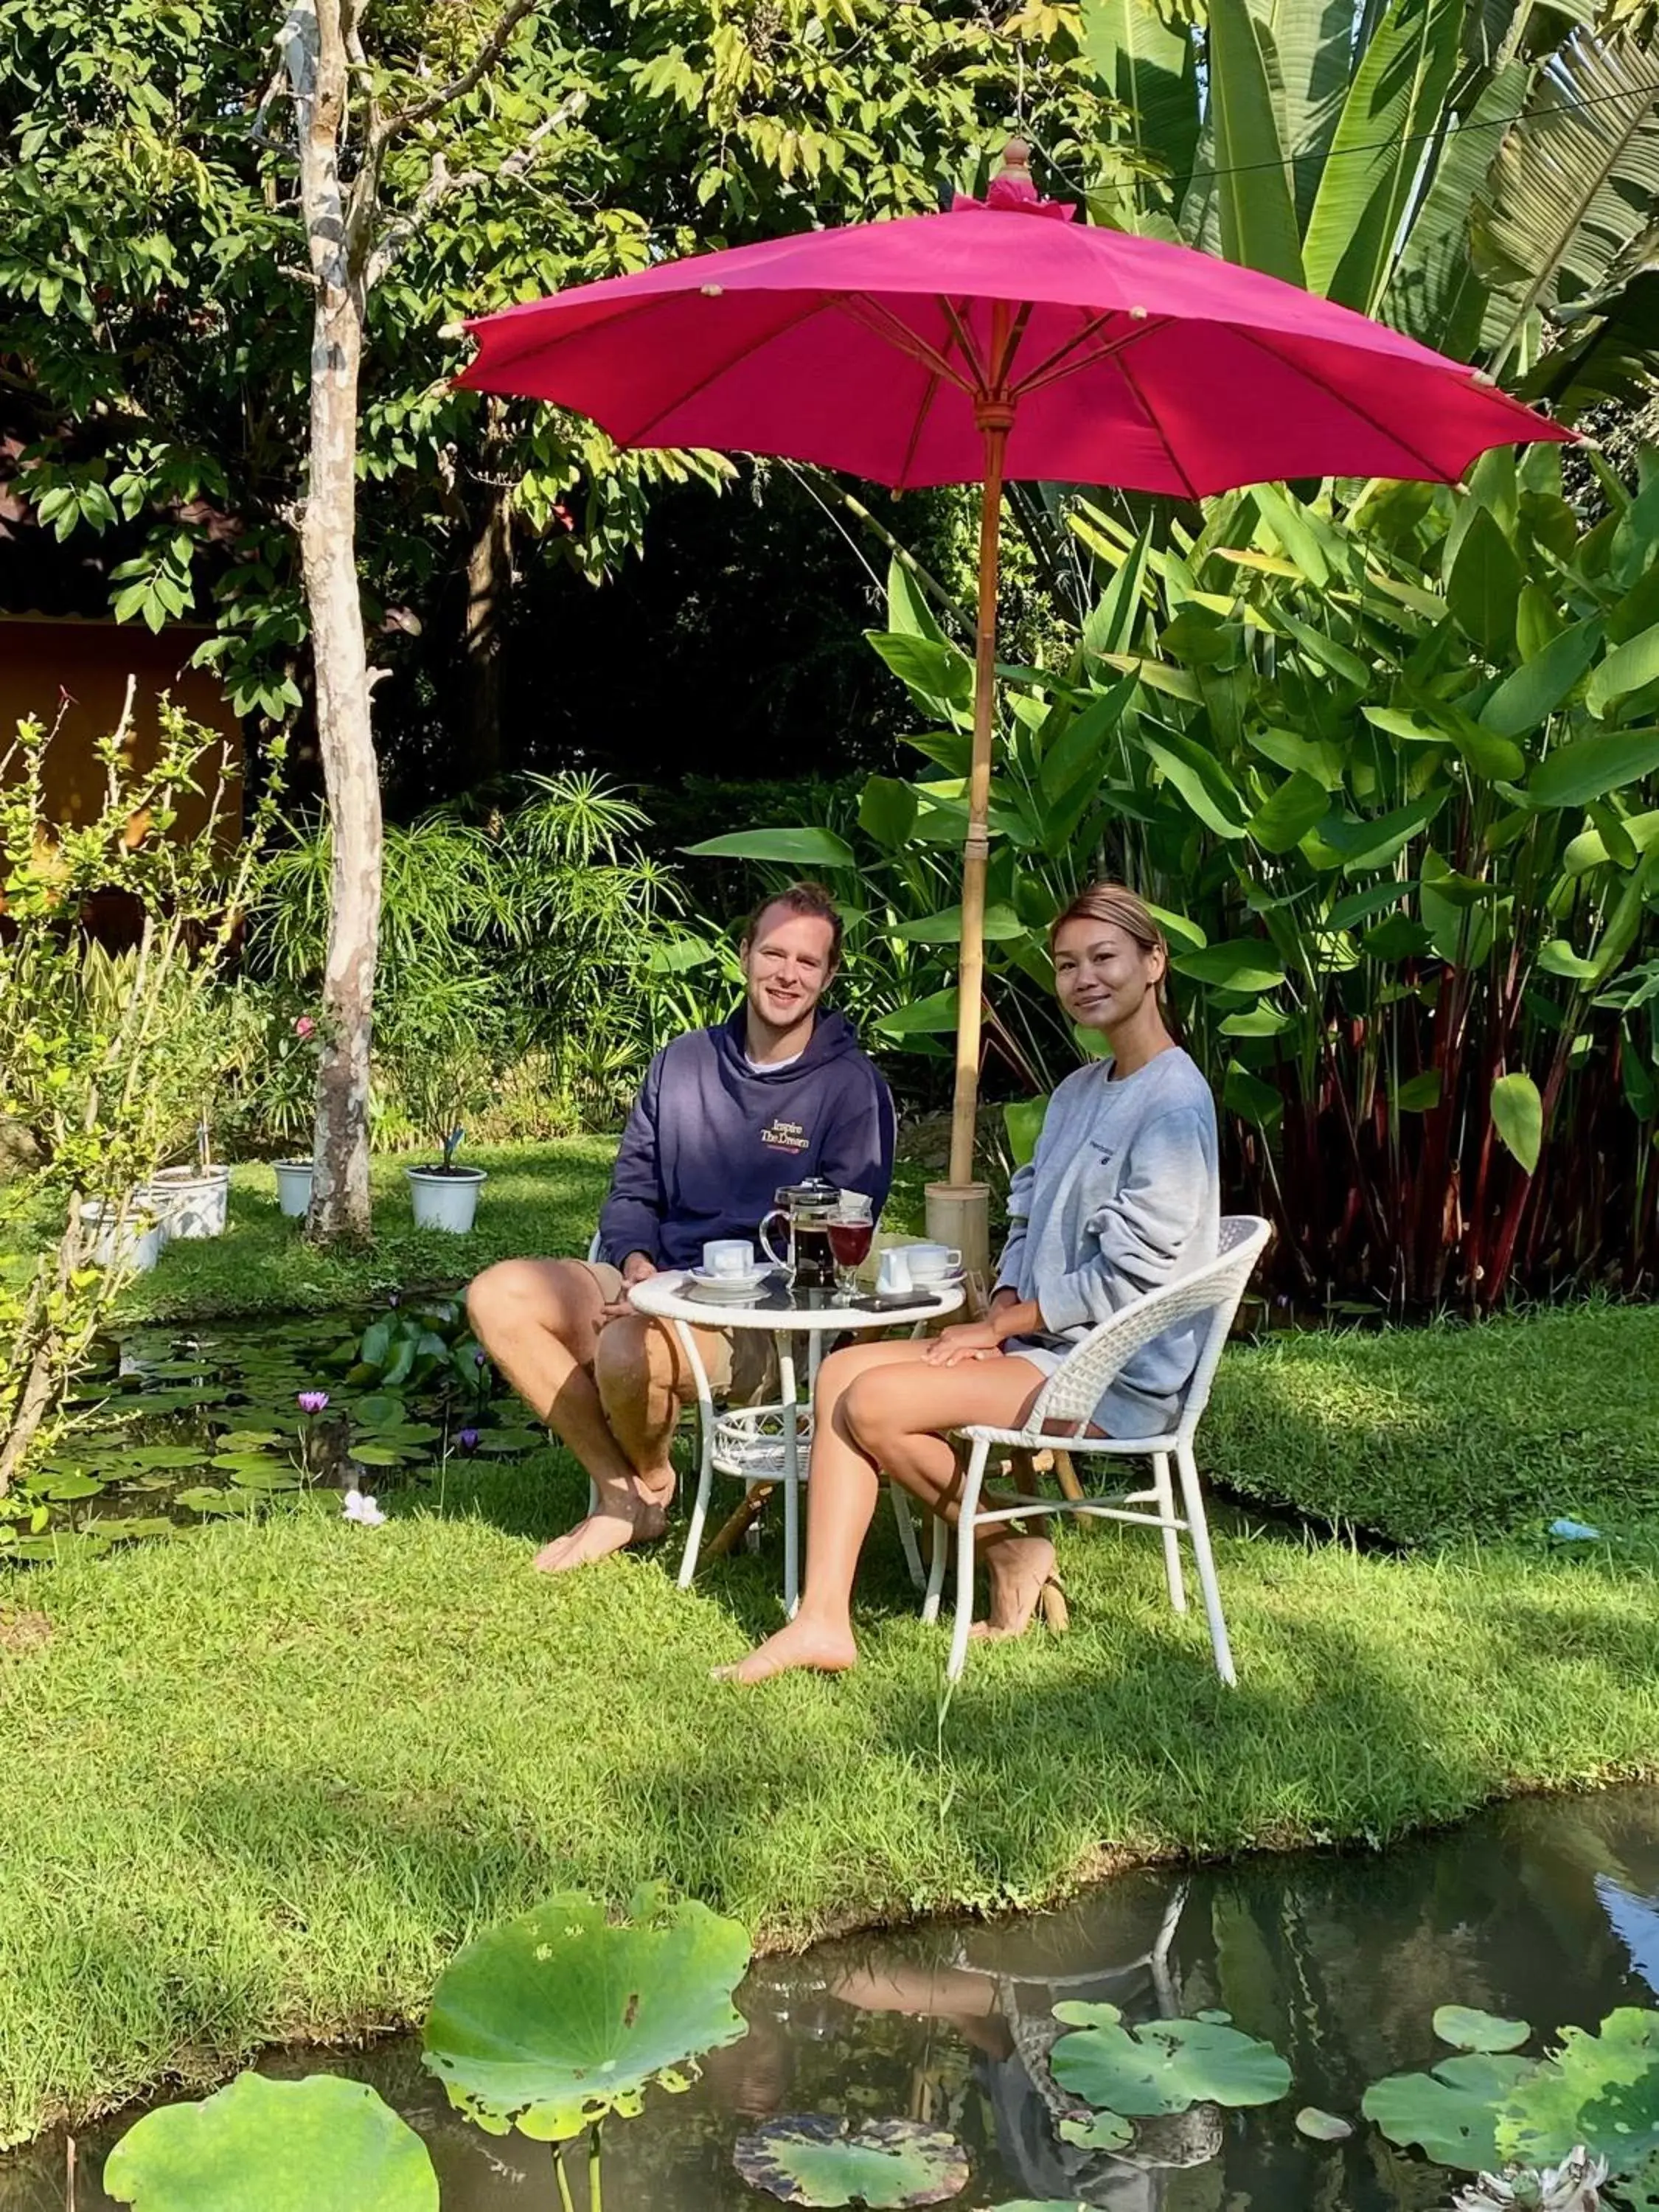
[473,1349,487,1368]
[458,1428,480,1454]
[296,1389,330,1415]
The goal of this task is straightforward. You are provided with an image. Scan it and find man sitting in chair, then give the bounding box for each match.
[467,881,896,1571]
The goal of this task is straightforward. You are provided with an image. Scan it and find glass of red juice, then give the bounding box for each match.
[827,1194,874,1296]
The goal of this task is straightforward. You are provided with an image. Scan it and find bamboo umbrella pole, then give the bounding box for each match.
[946,394,1011,1189]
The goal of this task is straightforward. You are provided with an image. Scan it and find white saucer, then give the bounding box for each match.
[686,1268,772,1301]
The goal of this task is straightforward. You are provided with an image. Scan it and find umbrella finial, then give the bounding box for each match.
[988,138,1039,206]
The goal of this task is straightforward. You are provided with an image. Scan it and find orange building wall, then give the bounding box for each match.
[0,616,244,840]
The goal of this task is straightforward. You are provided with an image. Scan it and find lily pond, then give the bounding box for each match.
[1,1784,1656,2209]
[0,1301,538,1561]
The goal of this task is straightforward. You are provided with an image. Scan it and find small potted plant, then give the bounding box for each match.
[389,999,499,1235]
[406,1121,487,1232]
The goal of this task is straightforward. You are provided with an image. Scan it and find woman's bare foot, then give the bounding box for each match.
[533,1471,675,1573]
[712,1615,858,1684]
[970,1533,1057,1641]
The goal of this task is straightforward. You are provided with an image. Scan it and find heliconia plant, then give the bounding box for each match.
[696,445,1659,1312]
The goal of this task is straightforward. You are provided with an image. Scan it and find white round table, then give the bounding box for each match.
[627,1269,965,1613]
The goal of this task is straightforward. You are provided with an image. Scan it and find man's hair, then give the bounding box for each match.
[742,880,844,969]
[1050,881,1167,965]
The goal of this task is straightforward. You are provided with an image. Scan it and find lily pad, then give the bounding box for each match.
[422,1887,750,2141]
[1361,2051,1536,2170]
[102,2070,438,2211]
[732,2116,970,2206]
[1434,2007,1531,2054]
[84,1517,177,1543]
[35,1472,107,1500]
[226,1465,304,1492]
[1051,2008,1292,2118]
[1295,2107,1354,2141]
[466,1430,544,1455]
[125,1446,215,1470]
[348,1444,414,1467]
[215,1431,288,1453]
[173,1489,254,1516]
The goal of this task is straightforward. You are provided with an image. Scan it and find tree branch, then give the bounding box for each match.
[365,88,585,289]
[376,0,542,145]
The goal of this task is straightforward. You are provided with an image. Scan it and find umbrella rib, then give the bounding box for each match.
[897,367,944,490]
[838,296,971,392]
[1229,326,1453,480]
[1112,349,1201,504]
[624,293,848,442]
[1016,313,1172,400]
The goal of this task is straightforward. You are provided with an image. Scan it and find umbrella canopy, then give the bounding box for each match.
[461,147,1570,1198]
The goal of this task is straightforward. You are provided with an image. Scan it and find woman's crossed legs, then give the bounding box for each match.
[717,1338,1051,1684]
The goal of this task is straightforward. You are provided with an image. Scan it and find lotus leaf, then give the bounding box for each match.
[422,1888,750,2141]
[1057,2110,1134,2152]
[351,1394,408,1430]
[102,2070,437,2211]
[1434,2008,1531,2054]
[1361,2051,1536,2169]
[732,2115,970,2206]
[1049,2010,1292,2118]
[1295,2107,1354,2141]
[1496,2008,1659,2173]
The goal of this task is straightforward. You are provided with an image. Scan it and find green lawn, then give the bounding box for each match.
[3,1140,1657,2146]
[1,1458,1656,2145]
[1206,1300,1659,1544]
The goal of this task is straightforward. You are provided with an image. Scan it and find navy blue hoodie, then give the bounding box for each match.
[597,1008,897,1270]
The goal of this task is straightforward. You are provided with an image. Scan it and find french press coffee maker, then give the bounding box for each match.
[759,1176,842,1290]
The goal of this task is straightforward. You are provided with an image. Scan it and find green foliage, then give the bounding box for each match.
[732,2116,971,2207]
[0,0,1110,720]
[1365,2004,1659,2194]
[0,701,264,1490]
[422,1888,751,2140]
[1079,0,1659,411]
[248,775,678,1135]
[102,2072,438,2212]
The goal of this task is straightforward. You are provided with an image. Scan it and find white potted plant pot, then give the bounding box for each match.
[79,1200,164,1274]
[274,1160,314,1218]
[143,1164,231,1239]
[406,1165,487,1233]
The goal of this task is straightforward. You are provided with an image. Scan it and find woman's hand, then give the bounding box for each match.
[924,1321,1005,1367]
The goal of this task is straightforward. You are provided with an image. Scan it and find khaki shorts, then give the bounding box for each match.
[581,1262,776,1405]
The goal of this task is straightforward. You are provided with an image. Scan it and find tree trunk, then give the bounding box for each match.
[465,397,511,782]
[290,0,381,1244]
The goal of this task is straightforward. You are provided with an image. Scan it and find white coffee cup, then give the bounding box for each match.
[905,1242,961,1280]
[703,1239,757,1278]
[875,1248,913,1296]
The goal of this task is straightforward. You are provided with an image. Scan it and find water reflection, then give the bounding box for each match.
[5,1788,1657,2211]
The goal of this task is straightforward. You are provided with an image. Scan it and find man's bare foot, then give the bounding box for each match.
[970,1534,1057,1642]
[712,1615,858,1684]
[533,1472,674,1573]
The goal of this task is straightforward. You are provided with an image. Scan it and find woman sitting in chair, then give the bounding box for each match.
[718,882,1219,1685]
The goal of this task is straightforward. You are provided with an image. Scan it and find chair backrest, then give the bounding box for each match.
[1029,1215,1273,1431]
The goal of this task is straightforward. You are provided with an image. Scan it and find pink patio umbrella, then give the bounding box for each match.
[459,142,1569,1238]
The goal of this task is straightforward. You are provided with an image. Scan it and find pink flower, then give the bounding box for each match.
[294,1016,316,1040]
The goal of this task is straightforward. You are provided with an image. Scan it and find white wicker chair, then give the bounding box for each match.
[926,1215,1272,1686]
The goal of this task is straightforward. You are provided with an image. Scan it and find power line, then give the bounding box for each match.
[1035,69,1659,198]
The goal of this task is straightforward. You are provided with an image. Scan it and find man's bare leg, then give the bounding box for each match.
[465,1259,669,1570]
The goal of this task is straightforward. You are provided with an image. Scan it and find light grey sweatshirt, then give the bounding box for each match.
[994,1046,1220,1433]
